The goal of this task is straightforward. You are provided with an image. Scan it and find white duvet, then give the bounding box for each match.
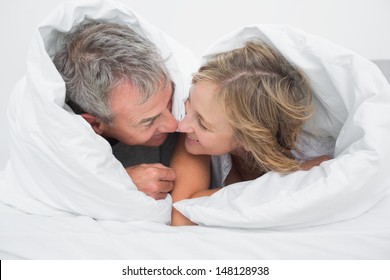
[0,0,197,224]
[0,0,390,260]
[174,25,390,228]
[0,0,389,232]
[1,193,390,259]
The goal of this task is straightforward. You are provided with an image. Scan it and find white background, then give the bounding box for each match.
[2,260,390,280]
[1,0,389,169]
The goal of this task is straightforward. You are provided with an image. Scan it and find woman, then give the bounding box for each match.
[170,41,330,225]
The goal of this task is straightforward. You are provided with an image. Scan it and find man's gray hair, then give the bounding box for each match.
[53,20,170,124]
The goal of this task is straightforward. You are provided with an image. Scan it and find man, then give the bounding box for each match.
[53,20,178,199]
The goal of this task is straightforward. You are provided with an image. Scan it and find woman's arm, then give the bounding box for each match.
[190,188,221,198]
[170,134,211,226]
[186,154,331,201]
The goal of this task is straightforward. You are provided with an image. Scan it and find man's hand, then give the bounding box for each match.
[299,155,331,171]
[125,163,176,200]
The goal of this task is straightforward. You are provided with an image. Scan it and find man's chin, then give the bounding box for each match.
[144,134,168,146]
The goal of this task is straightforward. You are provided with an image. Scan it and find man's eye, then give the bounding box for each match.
[144,120,154,128]
[167,99,173,111]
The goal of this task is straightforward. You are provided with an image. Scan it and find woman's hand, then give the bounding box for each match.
[299,155,331,171]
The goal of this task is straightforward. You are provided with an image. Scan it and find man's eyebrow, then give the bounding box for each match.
[138,113,161,125]
[138,82,173,125]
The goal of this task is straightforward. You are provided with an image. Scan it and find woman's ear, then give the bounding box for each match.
[239,141,251,153]
[81,113,105,135]
[232,139,251,155]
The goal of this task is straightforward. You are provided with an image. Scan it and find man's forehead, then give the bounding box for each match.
[130,82,173,123]
[136,80,174,105]
[110,80,140,101]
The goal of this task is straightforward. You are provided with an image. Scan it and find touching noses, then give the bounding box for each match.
[159,109,178,133]
[177,114,193,133]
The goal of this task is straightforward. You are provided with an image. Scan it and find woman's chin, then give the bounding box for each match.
[184,141,202,155]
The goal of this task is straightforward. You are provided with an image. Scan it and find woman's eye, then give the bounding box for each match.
[197,117,207,130]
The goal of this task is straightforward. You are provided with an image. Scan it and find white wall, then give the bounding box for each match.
[1,0,389,169]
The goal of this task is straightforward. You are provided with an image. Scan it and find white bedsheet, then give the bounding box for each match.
[1,190,389,259]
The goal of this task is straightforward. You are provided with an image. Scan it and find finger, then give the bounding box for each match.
[158,168,176,181]
[316,155,331,164]
[157,180,174,193]
[147,163,167,169]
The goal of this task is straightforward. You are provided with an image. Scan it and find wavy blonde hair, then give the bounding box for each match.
[193,42,313,173]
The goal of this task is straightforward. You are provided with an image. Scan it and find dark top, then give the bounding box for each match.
[112,132,178,167]
[66,99,178,167]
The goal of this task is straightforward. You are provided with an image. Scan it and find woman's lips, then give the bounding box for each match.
[185,135,199,145]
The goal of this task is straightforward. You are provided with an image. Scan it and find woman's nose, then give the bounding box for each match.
[177,115,193,133]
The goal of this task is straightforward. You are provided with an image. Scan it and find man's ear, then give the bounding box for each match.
[81,113,105,135]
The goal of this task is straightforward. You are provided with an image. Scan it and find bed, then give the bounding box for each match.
[1,192,390,259]
[1,0,390,259]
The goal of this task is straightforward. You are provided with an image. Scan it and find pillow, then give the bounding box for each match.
[0,0,197,224]
[174,25,390,229]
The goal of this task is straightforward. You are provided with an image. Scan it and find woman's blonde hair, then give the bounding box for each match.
[193,41,313,173]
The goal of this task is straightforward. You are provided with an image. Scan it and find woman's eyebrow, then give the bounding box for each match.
[194,108,214,131]
[187,91,214,129]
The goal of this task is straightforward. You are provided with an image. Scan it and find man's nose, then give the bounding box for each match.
[159,109,178,133]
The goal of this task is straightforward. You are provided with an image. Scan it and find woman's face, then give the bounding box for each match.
[178,81,238,156]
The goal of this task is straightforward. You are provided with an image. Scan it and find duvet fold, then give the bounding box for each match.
[174,25,390,229]
[0,0,197,224]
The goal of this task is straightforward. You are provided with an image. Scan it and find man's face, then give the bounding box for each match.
[102,80,177,146]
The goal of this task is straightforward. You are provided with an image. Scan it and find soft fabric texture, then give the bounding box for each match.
[174,25,390,229]
[1,192,390,259]
[0,0,197,224]
[210,133,334,188]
